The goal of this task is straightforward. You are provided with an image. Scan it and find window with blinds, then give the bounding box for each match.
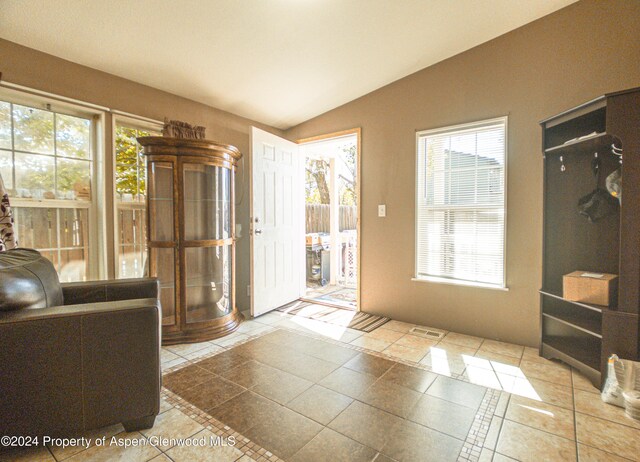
[415,117,507,288]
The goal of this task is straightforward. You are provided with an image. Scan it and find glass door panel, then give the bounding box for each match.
[185,245,232,323]
[149,162,174,242]
[151,247,176,326]
[183,163,230,241]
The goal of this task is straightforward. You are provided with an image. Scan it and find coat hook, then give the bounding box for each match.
[611,142,623,165]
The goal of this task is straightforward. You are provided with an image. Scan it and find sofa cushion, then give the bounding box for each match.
[0,249,63,311]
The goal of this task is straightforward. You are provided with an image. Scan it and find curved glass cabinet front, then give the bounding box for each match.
[148,161,176,327]
[140,136,241,344]
[183,163,233,323]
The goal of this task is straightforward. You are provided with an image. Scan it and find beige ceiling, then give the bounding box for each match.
[0,0,576,129]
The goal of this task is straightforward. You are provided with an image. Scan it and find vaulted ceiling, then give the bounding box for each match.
[0,0,576,129]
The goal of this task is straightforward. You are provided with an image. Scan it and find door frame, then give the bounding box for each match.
[297,128,361,311]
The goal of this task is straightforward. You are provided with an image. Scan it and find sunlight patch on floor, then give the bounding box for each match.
[317,309,356,326]
[426,348,542,401]
[289,313,350,340]
[517,403,555,417]
[277,300,310,314]
[265,310,544,402]
[428,347,453,377]
[464,365,503,389]
[297,304,336,317]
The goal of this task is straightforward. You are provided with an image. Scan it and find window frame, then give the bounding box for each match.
[413,116,509,291]
[0,86,106,281]
[112,115,162,279]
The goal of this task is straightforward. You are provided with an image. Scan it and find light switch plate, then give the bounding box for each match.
[378,204,386,217]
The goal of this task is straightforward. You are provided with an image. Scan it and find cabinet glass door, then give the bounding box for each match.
[148,160,176,327]
[149,162,174,242]
[151,247,176,326]
[183,163,230,241]
[185,246,232,323]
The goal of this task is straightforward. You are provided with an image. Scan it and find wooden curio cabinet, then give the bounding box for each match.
[137,136,242,344]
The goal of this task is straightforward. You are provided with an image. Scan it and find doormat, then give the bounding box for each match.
[276,300,390,333]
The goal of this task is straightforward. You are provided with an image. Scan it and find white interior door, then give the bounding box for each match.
[250,127,304,316]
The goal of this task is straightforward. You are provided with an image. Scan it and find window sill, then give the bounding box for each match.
[411,276,509,292]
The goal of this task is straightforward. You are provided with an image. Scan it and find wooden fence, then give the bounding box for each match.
[306,204,357,233]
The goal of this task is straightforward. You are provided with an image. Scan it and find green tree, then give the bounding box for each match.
[305,142,357,206]
[115,126,142,198]
[115,126,158,200]
[9,105,92,199]
[339,144,357,206]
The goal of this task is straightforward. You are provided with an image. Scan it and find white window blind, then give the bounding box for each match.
[416,117,506,287]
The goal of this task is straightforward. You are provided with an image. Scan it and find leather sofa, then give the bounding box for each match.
[0,249,161,437]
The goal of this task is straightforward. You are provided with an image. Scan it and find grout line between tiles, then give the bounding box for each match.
[457,387,501,462]
[491,392,511,462]
[577,442,635,462]
[45,446,57,462]
[501,411,578,443]
[571,367,580,462]
[162,388,284,462]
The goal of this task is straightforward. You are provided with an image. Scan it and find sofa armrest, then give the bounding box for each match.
[0,298,160,324]
[61,278,159,305]
[0,299,161,436]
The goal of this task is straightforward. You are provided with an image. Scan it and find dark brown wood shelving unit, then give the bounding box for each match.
[540,301,602,337]
[540,289,606,313]
[543,336,601,372]
[544,132,612,155]
[540,88,640,387]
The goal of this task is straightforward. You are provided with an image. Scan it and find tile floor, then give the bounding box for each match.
[2,306,639,462]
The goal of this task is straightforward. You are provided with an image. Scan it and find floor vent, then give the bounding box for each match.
[409,326,445,340]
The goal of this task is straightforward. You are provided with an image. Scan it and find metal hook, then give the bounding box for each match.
[611,143,623,165]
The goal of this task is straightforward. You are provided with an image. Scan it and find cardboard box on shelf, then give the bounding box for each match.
[563,271,618,306]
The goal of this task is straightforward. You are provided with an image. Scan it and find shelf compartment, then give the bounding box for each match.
[542,336,601,372]
[545,132,613,155]
[542,315,601,372]
[542,145,621,291]
[543,104,606,149]
[540,289,610,313]
[541,338,600,387]
[542,310,601,338]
